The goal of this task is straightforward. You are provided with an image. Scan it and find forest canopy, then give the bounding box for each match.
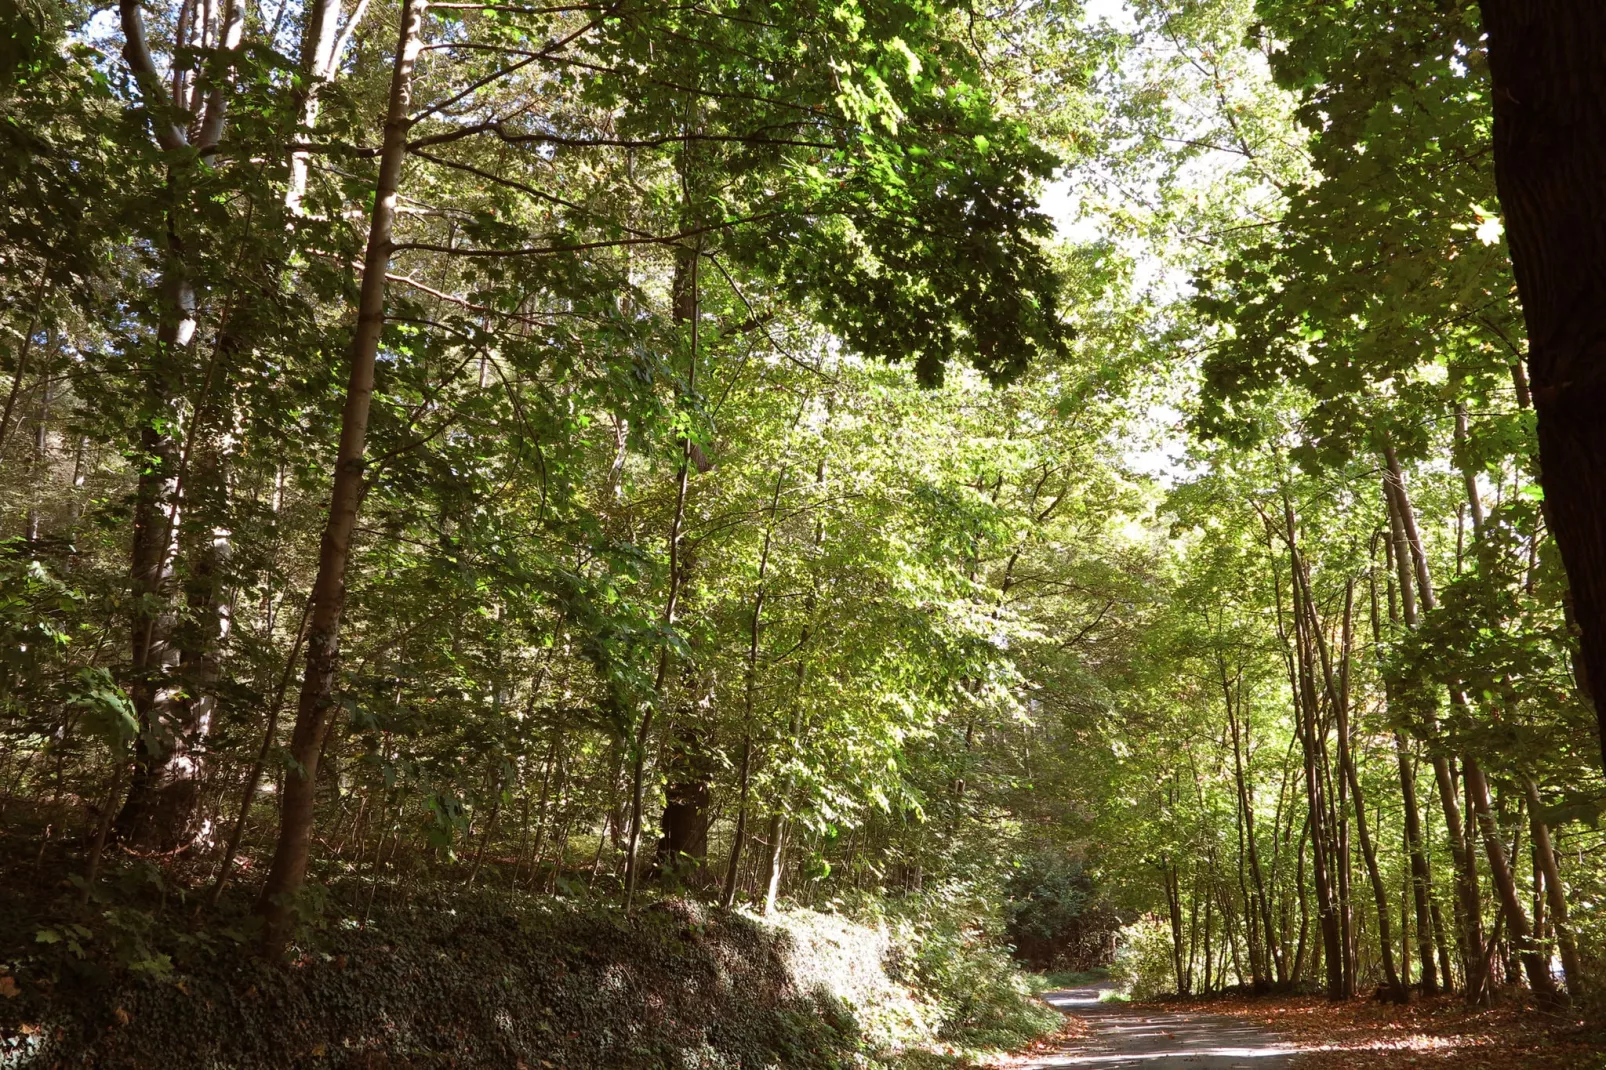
[3,0,1606,1060]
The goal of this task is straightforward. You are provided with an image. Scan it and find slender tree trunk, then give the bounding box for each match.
[1277,497,1343,999]
[1222,655,1276,990]
[24,374,50,543]
[1523,776,1583,996]
[761,455,827,914]
[1464,759,1559,1002]
[1162,855,1188,994]
[1374,530,1439,993]
[1383,453,1487,993]
[1479,0,1606,770]
[722,474,782,908]
[465,762,506,888]
[255,0,425,951]
[1334,581,1407,1001]
[208,598,311,904]
[1396,734,1439,993]
[623,237,699,911]
[0,273,47,456]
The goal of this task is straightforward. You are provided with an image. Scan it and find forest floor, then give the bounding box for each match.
[1019,986,1604,1070]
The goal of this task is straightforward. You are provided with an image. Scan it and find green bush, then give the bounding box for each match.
[862,882,1064,1053]
[1109,914,1177,999]
[1003,854,1119,971]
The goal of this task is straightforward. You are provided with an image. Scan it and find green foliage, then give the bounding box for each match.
[1004,854,1116,971]
[1109,915,1176,1000]
[5,0,1606,1051]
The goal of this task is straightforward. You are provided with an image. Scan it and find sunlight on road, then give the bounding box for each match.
[1032,1051,1300,1066]
[1031,991,1303,1070]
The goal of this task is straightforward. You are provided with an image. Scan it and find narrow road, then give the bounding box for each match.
[1028,988,1301,1068]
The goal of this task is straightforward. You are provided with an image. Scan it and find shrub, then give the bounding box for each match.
[1003,854,1119,971]
[1110,914,1178,999]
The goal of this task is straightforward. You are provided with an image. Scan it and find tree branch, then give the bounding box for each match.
[118,0,189,152]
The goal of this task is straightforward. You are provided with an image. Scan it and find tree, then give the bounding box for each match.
[1478,0,1606,772]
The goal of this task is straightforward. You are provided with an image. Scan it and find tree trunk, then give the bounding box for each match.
[1335,581,1407,1001]
[1479,0,1606,770]
[1279,499,1343,1000]
[655,717,713,881]
[722,472,783,908]
[24,373,50,544]
[1464,759,1559,1002]
[1383,454,1487,992]
[113,0,244,853]
[1523,776,1584,996]
[761,454,827,914]
[623,237,699,911]
[286,0,364,213]
[254,0,425,951]
[1222,655,1277,989]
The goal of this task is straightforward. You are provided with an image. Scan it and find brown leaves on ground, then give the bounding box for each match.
[1159,991,1603,1069]
[989,1014,1093,1068]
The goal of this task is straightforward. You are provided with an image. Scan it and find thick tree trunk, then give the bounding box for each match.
[655,716,713,880]
[286,0,348,212]
[1479,0,1606,769]
[254,0,424,951]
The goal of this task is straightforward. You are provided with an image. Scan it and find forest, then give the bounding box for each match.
[2,0,1606,1067]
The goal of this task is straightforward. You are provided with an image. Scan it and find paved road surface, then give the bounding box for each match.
[1027,988,1300,1069]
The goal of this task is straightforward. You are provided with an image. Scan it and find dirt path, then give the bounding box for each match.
[1028,988,1302,1068]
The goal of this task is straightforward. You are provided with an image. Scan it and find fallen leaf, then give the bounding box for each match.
[0,976,19,999]
[113,1007,130,1026]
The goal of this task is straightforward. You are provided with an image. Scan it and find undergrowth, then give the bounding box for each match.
[0,852,1060,1069]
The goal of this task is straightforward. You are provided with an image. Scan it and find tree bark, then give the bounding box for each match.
[1479,0,1606,768]
[113,0,244,853]
[1335,580,1407,1002]
[1221,653,1277,989]
[1383,453,1487,993]
[760,454,827,914]
[1277,497,1343,999]
[623,238,698,911]
[286,0,366,213]
[1523,776,1584,996]
[255,0,425,951]
[1464,759,1559,1001]
[721,471,784,908]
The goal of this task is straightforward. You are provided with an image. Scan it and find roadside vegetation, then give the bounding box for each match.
[4,0,1606,1064]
